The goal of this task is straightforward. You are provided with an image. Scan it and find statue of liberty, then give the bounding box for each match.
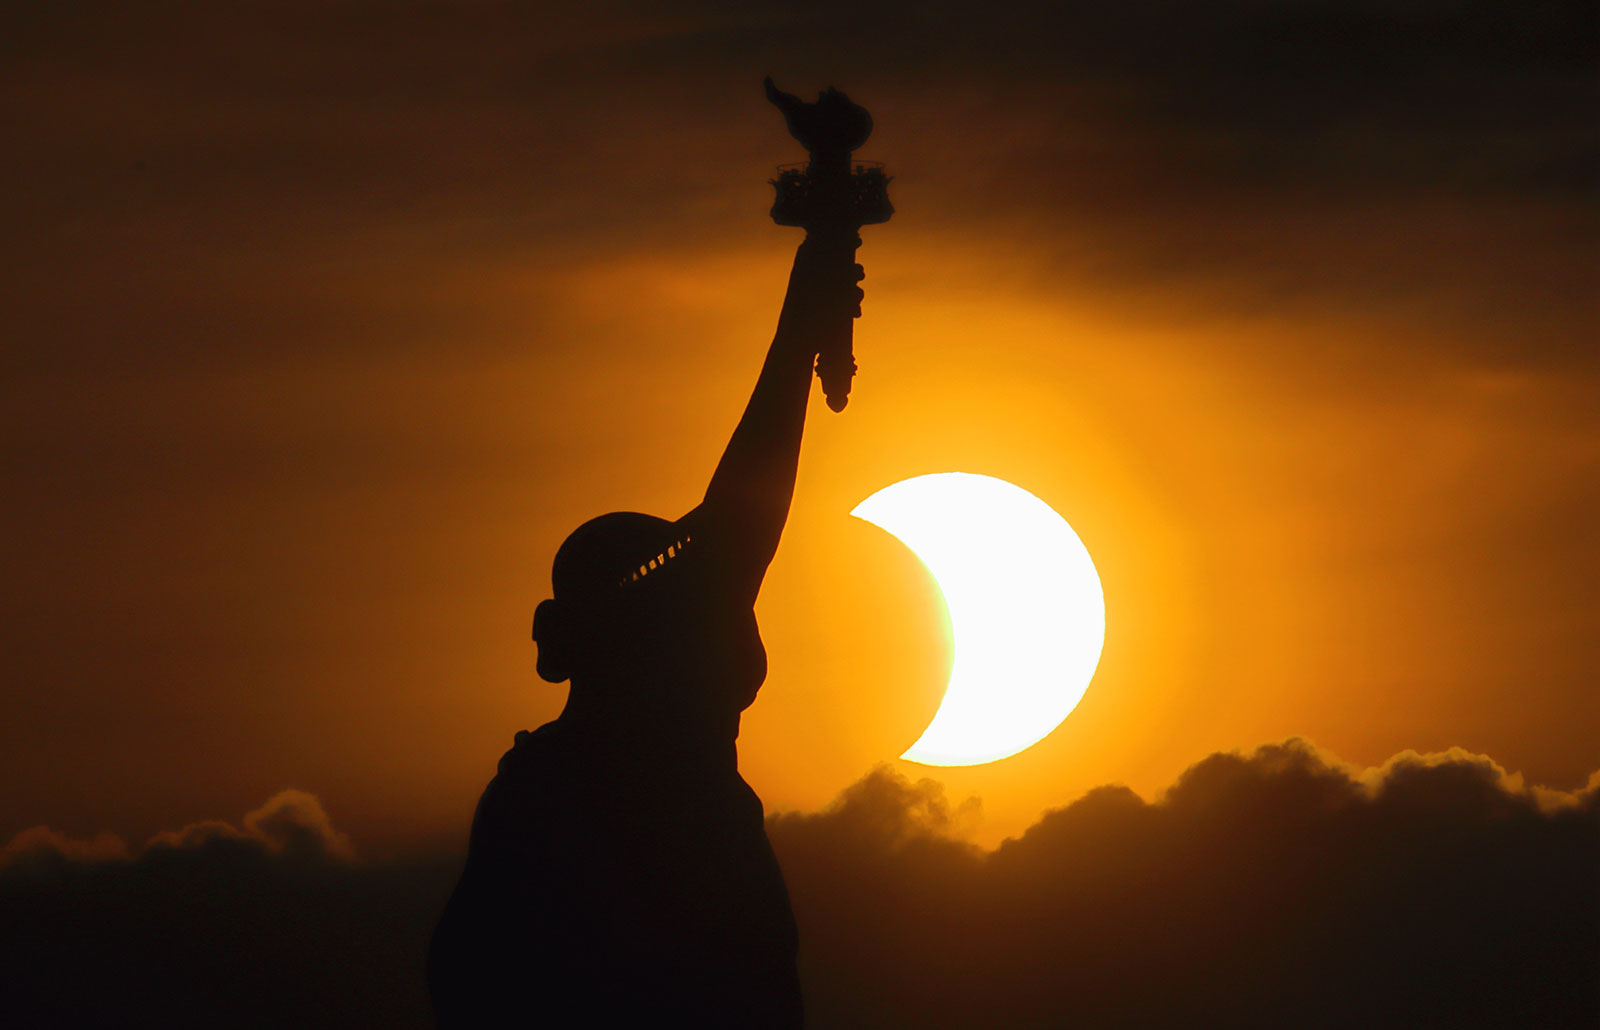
[428,80,889,1027]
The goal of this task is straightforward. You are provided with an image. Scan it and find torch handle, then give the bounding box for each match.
[805,227,863,412]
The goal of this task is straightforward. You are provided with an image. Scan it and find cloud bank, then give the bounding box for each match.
[3,742,1595,1027]
[0,791,453,1028]
[770,740,1599,1028]
[1,789,354,874]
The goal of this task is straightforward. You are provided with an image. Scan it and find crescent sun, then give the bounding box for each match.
[851,473,1106,766]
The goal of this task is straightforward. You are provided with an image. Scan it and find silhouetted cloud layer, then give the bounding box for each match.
[0,792,453,1028]
[1,789,355,875]
[3,743,1595,1027]
[769,740,1600,1028]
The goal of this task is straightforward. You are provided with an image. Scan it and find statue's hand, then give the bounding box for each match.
[776,239,866,353]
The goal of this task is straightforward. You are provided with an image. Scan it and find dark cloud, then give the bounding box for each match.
[768,740,1598,1028]
[4,0,1593,374]
[0,789,353,873]
[148,788,358,862]
[3,745,1594,1027]
[0,826,131,869]
[0,791,454,1028]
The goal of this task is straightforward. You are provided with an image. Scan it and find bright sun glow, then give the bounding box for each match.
[852,472,1106,766]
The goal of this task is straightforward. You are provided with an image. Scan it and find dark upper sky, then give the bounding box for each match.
[3,0,1596,847]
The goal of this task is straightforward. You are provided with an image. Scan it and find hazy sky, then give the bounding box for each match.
[3,0,1596,851]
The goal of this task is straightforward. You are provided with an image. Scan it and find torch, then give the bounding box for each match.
[765,78,893,412]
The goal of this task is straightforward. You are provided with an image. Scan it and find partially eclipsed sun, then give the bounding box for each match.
[852,473,1106,766]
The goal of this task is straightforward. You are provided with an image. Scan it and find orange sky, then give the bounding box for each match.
[3,1,1595,852]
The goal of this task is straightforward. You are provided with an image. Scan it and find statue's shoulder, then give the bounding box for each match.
[495,722,567,782]
[469,724,571,850]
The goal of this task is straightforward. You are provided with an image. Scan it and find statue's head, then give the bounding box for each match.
[532,513,765,709]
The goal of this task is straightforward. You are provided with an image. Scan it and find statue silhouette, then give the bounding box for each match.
[426,207,870,1030]
[429,81,885,1027]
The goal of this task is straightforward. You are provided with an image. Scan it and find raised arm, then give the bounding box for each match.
[689,230,863,595]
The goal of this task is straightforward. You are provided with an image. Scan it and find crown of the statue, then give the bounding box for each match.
[551,512,696,605]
